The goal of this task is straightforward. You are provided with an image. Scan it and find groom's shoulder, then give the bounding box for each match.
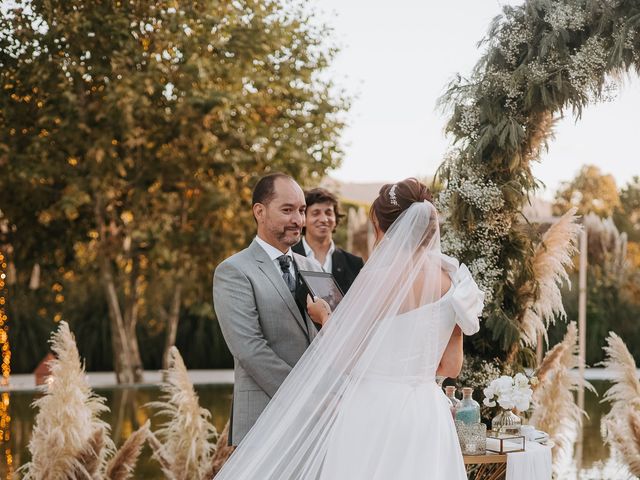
[216,243,256,272]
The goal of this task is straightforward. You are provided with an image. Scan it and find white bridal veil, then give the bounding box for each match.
[215,201,481,479]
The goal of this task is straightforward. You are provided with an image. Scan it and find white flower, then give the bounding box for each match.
[495,375,514,393]
[512,388,532,411]
[457,105,481,139]
[484,373,533,412]
[568,36,607,93]
[514,372,529,388]
[498,395,515,410]
[543,3,588,31]
[483,397,496,407]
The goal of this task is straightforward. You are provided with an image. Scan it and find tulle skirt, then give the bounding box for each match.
[319,376,467,479]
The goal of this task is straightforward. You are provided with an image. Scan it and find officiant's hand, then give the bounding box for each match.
[307,295,331,326]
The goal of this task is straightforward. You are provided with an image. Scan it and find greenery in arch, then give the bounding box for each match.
[436,0,640,366]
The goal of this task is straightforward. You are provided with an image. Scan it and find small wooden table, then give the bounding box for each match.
[463,452,507,480]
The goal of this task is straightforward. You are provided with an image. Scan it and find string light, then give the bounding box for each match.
[0,393,10,478]
[0,251,11,478]
[0,251,9,385]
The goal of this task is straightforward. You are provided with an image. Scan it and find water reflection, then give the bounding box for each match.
[0,384,233,478]
[0,380,626,478]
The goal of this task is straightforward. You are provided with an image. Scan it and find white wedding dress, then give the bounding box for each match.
[214,202,484,480]
[319,261,480,480]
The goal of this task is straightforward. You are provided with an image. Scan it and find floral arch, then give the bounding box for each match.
[437,0,640,364]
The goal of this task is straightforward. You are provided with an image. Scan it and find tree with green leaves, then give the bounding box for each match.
[553,165,621,218]
[550,212,640,366]
[1,0,346,382]
[615,176,640,242]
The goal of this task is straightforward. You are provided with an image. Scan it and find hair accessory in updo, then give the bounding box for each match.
[371,177,434,233]
[388,184,399,206]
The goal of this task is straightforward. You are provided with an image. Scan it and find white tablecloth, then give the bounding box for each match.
[484,438,552,480]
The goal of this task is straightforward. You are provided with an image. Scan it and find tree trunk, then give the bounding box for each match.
[163,283,183,370]
[123,256,144,383]
[100,254,135,384]
[163,202,188,370]
[95,199,135,384]
[126,324,144,383]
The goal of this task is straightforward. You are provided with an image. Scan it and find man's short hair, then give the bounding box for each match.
[304,188,345,227]
[252,173,294,206]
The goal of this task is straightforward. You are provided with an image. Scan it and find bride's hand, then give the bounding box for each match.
[307,295,331,326]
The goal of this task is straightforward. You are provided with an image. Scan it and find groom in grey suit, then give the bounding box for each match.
[213,173,323,446]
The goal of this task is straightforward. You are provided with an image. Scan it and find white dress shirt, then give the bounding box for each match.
[255,236,296,282]
[302,237,335,273]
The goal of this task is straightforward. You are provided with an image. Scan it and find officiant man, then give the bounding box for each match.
[213,173,325,446]
[292,188,364,294]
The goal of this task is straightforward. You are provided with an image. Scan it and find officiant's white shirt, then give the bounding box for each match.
[302,237,335,273]
[255,235,296,282]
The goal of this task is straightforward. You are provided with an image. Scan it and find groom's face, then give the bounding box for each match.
[256,178,306,252]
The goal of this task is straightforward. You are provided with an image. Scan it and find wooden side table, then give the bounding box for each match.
[464,452,507,480]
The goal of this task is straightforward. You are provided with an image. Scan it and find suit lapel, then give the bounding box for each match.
[292,241,306,257]
[250,241,310,341]
[332,249,347,292]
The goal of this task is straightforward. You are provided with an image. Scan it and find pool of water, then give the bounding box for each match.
[0,380,628,478]
[0,384,233,478]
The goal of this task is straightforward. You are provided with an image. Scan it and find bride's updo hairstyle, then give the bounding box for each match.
[371,177,433,232]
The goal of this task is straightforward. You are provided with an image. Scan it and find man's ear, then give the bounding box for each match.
[253,203,264,223]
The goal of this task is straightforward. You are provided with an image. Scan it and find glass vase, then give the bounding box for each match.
[444,386,461,418]
[455,420,487,455]
[455,387,480,425]
[491,408,522,434]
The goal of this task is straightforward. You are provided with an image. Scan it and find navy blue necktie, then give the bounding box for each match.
[277,255,296,293]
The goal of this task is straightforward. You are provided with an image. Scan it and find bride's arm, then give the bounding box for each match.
[436,269,463,378]
[436,325,463,378]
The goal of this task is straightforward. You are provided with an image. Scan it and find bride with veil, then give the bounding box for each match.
[214,178,484,479]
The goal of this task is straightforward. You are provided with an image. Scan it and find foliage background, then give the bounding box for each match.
[0,0,348,373]
[548,169,640,366]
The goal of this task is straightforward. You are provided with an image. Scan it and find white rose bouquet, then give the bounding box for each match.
[482,373,533,412]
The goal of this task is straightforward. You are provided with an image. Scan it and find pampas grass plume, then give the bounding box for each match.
[105,420,150,480]
[19,321,114,479]
[530,322,593,473]
[19,322,149,479]
[521,208,580,347]
[147,346,218,480]
[601,332,640,476]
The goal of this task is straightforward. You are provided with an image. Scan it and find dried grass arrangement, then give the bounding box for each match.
[519,208,581,347]
[146,346,218,480]
[19,321,148,480]
[530,322,593,474]
[601,332,640,476]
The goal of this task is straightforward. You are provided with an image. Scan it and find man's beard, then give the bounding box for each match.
[278,227,301,246]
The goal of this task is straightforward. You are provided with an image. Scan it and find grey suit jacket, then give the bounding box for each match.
[213,239,322,445]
